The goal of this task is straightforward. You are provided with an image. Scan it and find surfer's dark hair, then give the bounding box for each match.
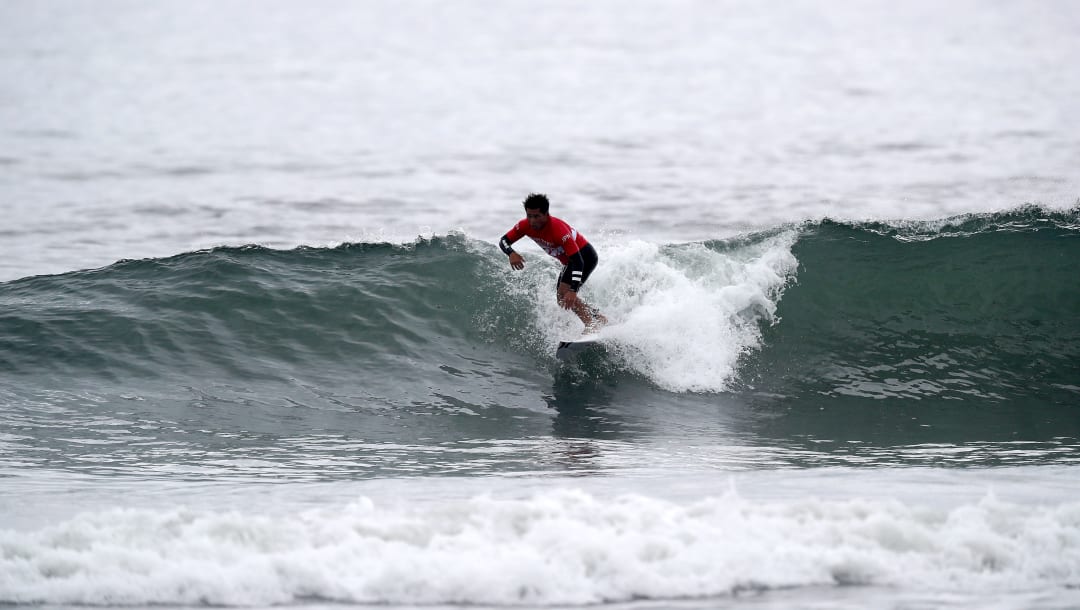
[523,193,550,213]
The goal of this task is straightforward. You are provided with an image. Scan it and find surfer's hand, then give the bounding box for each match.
[509,253,524,270]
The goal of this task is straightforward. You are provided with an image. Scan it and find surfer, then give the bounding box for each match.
[500,193,608,332]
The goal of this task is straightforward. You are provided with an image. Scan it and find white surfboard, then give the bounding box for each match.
[555,326,613,361]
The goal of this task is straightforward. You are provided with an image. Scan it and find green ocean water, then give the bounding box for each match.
[2,207,1078,477]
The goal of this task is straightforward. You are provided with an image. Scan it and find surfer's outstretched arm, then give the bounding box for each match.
[500,233,524,270]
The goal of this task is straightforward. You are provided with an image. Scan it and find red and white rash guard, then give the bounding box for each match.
[501,216,589,265]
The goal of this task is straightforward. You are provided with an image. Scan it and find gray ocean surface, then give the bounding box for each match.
[2,1,1079,609]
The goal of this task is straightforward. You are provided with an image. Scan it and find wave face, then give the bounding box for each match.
[1,207,1077,408]
[0,237,496,385]
[739,207,1080,408]
[0,230,798,396]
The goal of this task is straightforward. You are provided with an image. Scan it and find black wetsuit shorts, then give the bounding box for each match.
[557,243,599,291]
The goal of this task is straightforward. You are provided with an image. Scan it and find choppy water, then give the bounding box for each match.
[2,1,1079,609]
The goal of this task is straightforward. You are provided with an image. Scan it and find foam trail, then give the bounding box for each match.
[4,490,1078,606]
[542,232,798,392]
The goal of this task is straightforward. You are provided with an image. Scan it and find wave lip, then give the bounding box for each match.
[3,490,1079,606]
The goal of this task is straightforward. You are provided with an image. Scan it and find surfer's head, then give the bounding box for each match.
[523,193,550,230]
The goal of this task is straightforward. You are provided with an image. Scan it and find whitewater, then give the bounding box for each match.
[2,1,1079,609]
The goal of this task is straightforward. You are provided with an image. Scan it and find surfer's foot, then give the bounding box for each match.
[583,314,608,334]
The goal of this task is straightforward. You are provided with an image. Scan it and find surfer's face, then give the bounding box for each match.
[526,208,548,231]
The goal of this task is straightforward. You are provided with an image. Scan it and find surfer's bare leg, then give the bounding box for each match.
[558,282,607,330]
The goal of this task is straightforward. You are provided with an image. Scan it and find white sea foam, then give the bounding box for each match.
[2,489,1078,606]
[534,232,798,392]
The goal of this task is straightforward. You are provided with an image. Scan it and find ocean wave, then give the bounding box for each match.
[3,489,1079,606]
[1,206,1077,402]
[737,205,1080,405]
